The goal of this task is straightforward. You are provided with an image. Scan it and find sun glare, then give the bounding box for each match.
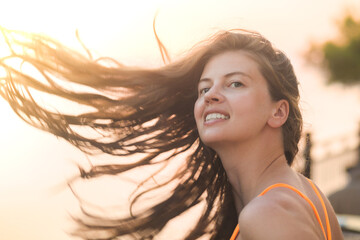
[0,0,170,126]
[0,0,168,48]
[2,1,360,239]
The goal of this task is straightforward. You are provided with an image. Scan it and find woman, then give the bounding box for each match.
[0,27,343,239]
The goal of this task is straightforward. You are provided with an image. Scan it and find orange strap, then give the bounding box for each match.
[229,224,239,240]
[307,179,332,240]
[229,180,331,240]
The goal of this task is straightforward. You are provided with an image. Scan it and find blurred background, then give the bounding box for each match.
[0,0,360,239]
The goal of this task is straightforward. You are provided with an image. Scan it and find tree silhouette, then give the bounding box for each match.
[308,14,360,85]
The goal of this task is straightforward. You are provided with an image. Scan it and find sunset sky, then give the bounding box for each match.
[1,0,360,239]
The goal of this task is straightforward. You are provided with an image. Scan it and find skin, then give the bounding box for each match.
[194,50,343,240]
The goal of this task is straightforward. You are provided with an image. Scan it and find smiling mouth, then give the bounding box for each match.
[205,113,230,122]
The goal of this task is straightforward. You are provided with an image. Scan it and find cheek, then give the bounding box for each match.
[193,100,203,123]
[231,91,269,118]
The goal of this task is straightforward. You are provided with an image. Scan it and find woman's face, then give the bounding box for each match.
[194,50,277,148]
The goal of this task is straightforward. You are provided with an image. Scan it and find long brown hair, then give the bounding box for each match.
[0,26,302,239]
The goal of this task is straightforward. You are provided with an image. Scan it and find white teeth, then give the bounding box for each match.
[205,113,229,121]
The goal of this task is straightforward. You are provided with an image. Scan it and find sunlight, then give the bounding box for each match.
[0,67,6,82]
[1,1,360,239]
[0,0,168,49]
[0,0,169,134]
[0,33,10,80]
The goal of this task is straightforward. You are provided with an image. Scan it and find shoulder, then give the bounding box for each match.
[238,187,322,240]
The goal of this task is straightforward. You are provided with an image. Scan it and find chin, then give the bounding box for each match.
[197,128,231,148]
[199,136,224,149]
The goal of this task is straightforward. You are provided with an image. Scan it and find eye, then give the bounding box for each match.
[199,87,210,95]
[229,82,243,88]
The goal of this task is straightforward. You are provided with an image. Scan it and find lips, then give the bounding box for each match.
[205,113,230,121]
[204,110,230,123]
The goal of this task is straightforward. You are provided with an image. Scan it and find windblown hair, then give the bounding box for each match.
[0,26,302,239]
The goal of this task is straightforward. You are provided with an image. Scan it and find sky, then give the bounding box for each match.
[0,0,360,239]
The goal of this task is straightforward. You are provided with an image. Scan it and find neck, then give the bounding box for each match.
[212,130,292,214]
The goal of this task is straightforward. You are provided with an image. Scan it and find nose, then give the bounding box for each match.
[204,87,224,104]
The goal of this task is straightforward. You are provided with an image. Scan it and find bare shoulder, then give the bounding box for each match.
[238,188,323,240]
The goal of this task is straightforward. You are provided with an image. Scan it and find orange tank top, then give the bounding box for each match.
[229,178,332,240]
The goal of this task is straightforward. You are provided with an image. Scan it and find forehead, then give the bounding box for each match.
[201,50,262,79]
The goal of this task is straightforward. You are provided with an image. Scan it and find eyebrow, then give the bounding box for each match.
[198,71,252,84]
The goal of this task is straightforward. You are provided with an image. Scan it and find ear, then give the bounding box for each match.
[267,99,289,128]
